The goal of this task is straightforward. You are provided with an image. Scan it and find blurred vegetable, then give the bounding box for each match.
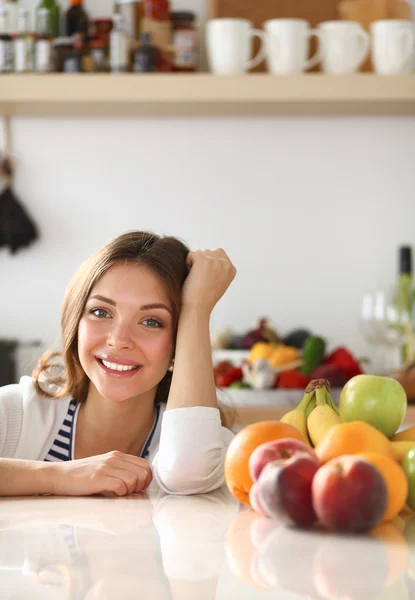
[248,342,274,363]
[242,358,276,390]
[268,344,300,368]
[277,370,311,389]
[242,318,279,349]
[281,329,311,349]
[301,336,326,375]
[310,364,348,387]
[324,347,363,380]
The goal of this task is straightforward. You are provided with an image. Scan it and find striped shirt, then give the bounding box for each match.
[44,399,161,462]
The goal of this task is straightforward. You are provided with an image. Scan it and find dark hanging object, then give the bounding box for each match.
[0,117,39,255]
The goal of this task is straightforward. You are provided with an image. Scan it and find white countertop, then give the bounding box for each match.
[0,486,413,599]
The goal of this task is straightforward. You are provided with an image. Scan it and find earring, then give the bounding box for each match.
[168,358,175,373]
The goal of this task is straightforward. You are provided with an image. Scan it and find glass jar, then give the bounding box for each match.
[171,11,197,72]
[52,36,73,72]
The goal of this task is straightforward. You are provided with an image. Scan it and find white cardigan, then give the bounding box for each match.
[0,377,234,495]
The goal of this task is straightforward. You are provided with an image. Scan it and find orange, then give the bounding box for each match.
[225,508,273,590]
[316,421,395,464]
[358,452,408,522]
[224,421,309,505]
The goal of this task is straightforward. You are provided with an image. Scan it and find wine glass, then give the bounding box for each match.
[359,289,411,375]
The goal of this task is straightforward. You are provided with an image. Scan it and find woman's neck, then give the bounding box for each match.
[74,385,157,460]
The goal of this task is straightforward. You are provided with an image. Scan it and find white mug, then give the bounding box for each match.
[206,18,266,74]
[263,18,324,74]
[371,19,415,74]
[319,20,370,74]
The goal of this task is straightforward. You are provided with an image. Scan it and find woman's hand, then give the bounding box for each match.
[51,451,153,497]
[181,248,236,314]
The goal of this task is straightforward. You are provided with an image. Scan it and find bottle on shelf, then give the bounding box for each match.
[143,0,170,20]
[36,0,59,39]
[133,32,159,72]
[0,7,13,73]
[394,245,415,365]
[141,0,171,50]
[4,0,18,35]
[110,13,128,73]
[65,0,89,49]
[171,11,197,72]
[35,7,53,72]
[14,7,34,73]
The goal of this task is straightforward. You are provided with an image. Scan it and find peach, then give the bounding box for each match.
[312,455,388,533]
[256,453,319,527]
[249,438,318,483]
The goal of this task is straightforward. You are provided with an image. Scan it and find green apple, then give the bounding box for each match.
[402,447,415,512]
[339,374,407,438]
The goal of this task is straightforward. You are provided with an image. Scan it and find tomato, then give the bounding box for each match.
[216,372,235,387]
[277,370,310,389]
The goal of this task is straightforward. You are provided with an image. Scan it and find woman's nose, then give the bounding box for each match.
[107,322,134,350]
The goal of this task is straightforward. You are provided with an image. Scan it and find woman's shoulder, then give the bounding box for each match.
[0,376,74,460]
[0,375,72,414]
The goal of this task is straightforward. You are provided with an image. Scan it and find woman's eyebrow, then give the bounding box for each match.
[89,295,172,315]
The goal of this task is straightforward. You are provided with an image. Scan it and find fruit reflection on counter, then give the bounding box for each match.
[212,319,363,390]
[225,504,410,597]
[225,375,415,535]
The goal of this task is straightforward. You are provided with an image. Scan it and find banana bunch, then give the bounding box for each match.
[281,379,341,446]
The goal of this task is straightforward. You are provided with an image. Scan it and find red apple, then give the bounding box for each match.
[312,455,388,533]
[249,437,318,483]
[256,453,320,527]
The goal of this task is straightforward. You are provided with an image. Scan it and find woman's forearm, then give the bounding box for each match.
[166,305,217,410]
[0,459,57,496]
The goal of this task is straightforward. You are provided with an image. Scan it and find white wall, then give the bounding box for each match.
[2,0,415,362]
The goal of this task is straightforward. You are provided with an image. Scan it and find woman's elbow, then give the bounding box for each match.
[152,449,226,495]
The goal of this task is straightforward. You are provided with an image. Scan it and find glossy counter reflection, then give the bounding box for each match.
[1,487,415,599]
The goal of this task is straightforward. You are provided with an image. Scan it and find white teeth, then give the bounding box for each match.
[101,360,137,372]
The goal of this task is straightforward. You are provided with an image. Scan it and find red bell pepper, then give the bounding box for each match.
[324,347,363,380]
[277,370,311,389]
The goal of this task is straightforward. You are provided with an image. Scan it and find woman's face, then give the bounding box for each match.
[77,262,174,404]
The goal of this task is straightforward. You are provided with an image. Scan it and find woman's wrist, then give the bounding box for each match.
[179,301,211,322]
[40,461,62,495]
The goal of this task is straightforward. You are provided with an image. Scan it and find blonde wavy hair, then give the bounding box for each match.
[33,231,190,405]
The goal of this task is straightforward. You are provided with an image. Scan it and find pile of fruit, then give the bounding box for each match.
[212,319,364,390]
[225,374,415,534]
[214,341,363,390]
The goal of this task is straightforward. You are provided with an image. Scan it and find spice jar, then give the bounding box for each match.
[171,11,197,72]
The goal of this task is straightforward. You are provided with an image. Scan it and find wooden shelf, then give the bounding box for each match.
[1,73,415,117]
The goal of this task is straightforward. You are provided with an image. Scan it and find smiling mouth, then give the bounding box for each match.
[96,358,141,372]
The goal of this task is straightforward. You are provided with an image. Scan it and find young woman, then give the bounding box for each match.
[0,231,237,497]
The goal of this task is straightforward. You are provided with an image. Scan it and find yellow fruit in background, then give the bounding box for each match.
[358,452,409,522]
[316,421,396,463]
[268,344,299,367]
[391,425,415,443]
[248,342,274,363]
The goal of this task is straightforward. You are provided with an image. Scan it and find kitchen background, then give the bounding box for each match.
[1,0,415,381]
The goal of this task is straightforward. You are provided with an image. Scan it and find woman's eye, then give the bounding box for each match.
[90,308,111,319]
[142,318,162,328]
